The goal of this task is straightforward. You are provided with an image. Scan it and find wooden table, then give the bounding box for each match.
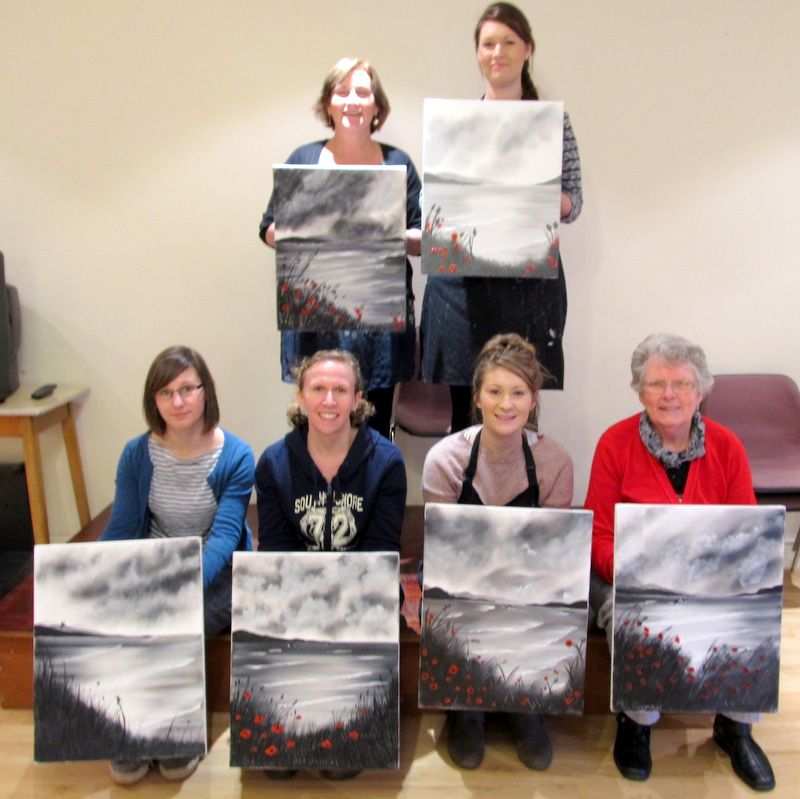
[0,384,90,545]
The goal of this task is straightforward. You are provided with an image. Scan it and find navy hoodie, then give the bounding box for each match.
[255,425,406,552]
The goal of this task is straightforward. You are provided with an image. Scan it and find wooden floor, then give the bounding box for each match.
[2,569,798,798]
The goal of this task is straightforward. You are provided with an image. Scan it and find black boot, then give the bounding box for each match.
[446,711,485,769]
[613,713,651,781]
[507,713,552,770]
[713,714,775,791]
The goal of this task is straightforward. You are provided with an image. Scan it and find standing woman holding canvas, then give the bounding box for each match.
[422,333,573,770]
[420,2,583,432]
[259,57,422,439]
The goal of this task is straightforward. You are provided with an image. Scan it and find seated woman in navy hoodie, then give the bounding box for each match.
[256,349,406,553]
[255,349,406,781]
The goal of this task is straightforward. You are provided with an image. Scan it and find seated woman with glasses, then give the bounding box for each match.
[101,345,255,785]
[584,332,775,792]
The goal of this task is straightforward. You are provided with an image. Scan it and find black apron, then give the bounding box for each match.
[457,429,540,508]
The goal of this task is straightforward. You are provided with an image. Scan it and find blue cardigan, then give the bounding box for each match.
[101,430,255,589]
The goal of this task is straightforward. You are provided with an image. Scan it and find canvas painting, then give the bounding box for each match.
[273,164,407,332]
[419,503,592,714]
[230,551,400,770]
[612,504,785,714]
[33,538,206,762]
[422,99,563,278]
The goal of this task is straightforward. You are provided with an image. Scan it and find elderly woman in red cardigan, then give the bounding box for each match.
[584,332,775,792]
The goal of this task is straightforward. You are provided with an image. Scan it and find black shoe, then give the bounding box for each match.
[507,713,552,770]
[319,769,362,780]
[613,713,652,781]
[713,715,775,791]
[263,769,298,780]
[446,711,485,769]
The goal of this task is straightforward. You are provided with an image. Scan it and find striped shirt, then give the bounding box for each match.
[147,437,222,544]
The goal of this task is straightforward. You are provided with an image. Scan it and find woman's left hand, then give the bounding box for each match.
[560,191,573,222]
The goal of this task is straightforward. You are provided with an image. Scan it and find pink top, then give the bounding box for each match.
[422,425,574,508]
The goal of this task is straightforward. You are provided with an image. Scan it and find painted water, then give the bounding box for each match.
[424,178,560,268]
[35,633,206,742]
[614,590,782,667]
[278,240,406,328]
[232,637,397,729]
[425,597,585,690]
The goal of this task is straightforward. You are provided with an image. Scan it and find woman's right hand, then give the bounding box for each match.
[264,222,276,248]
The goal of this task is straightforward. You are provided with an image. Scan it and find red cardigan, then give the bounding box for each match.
[584,413,755,583]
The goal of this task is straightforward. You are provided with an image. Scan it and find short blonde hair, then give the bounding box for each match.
[313,57,391,133]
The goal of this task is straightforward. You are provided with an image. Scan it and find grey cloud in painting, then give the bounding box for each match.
[615,504,785,596]
[423,504,592,606]
[232,551,398,643]
[34,538,203,636]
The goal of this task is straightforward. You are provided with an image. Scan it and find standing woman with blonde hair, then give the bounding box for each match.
[259,57,422,439]
[420,2,583,432]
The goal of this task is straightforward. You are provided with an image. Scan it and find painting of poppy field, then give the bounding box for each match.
[612,504,785,713]
[230,551,400,770]
[419,504,592,714]
[422,99,563,279]
[273,165,407,332]
[33,538,206,762]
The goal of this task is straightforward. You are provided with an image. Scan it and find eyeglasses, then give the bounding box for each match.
[156,384,203,401]
[642,380,696,395]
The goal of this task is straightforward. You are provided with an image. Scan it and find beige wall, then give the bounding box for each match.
[1,1,798,540]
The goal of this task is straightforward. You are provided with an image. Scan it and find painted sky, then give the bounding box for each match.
[614,504,785,596]
[273,165,406,241]
[423,504,592,606]
[232,552,399,643]
[34,538,203,637]
[423,99,563,186]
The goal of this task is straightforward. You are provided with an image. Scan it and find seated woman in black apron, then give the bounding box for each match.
[422,333,574,771]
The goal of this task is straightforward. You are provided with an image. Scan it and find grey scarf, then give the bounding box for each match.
[639,410,706,469]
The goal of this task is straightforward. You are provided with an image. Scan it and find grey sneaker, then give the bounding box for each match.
[109,759,151,786]
[158,755,200,781]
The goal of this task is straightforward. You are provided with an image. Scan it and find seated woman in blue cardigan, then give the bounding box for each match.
[101,345,254,785]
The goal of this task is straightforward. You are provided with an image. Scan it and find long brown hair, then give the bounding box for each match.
[474,2,539,100]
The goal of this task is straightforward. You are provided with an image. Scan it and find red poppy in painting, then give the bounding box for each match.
[242,690,252,700]
[254,714,265,725]
[286,740,296,750]
[349,730,360,741]
[239,728,252,740]
[265,745,278,757]
[321,739,333,750]
[271,723,284,735]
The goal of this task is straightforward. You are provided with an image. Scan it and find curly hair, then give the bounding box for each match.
[630,333,714,398]
[287,349,375,429]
